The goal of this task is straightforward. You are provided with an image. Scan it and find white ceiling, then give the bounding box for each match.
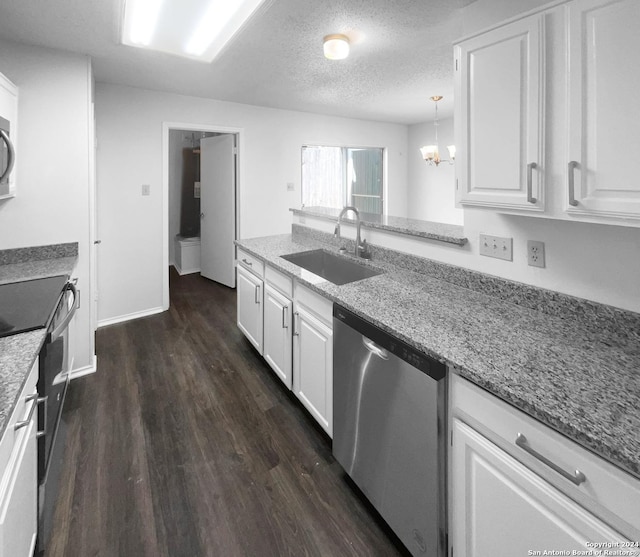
[0,0,481,124]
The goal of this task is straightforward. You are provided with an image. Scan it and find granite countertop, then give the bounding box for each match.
[236,232,640,480]
[0,243,78,441]
[290,206,468,246]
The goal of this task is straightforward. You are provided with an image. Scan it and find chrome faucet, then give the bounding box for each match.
[334,206,371,259]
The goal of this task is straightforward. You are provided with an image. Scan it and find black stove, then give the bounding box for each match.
[0,275,68,338]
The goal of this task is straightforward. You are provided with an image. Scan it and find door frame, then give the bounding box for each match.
[161,122,243,310]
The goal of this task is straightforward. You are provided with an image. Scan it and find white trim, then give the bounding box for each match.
[53,354,98,385]
[87,56,98,350]
[97,306,165,328]
[174,264,201,275]
[161,121,243,311]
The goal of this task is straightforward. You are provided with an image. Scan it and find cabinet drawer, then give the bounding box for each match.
[451,373,640,537]
[0,359,38,489]
[294,282,332,325]
[237,249,264,278]
[265,265,293,298]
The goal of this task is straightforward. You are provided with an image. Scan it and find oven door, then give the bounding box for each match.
[37,280,78,552]
[38,280,77,479]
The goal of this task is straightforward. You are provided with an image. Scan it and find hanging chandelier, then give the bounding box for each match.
[420,96,455,166]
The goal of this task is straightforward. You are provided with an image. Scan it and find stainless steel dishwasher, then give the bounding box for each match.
[333,304,447,557]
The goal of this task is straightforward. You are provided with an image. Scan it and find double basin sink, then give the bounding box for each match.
[281,249,382,285]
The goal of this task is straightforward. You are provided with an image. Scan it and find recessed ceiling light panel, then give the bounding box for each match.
[122,0,270,62]
[123,0,164,46]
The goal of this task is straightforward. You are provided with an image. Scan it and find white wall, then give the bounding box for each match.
[0,40,95,372]
[407,117,463,225]
[95,83,408,324]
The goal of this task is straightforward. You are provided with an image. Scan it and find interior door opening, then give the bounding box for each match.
[163,123,242,307]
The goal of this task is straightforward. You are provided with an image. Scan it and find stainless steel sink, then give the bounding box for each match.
[281,249,382,285]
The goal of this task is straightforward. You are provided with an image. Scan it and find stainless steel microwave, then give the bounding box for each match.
[0,115,15,195]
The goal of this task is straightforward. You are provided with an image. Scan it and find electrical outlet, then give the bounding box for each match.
[527,240,545,268]
[287,182,295,191]
[479,234,513,261]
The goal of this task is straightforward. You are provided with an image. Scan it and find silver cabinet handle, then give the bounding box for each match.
[292,312,299,336]
[242,258,252,267]
[14,394,47,431]
[516,433,586,485]
[568,161,579,206]
[526,162,537,204]
[0,129,15,183]
[282,306,289,329]
[254,284,261,304]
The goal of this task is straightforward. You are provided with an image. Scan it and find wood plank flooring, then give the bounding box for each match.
[46,268,408,556]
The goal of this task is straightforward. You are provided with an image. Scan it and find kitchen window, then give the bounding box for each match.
[301,145,384,215]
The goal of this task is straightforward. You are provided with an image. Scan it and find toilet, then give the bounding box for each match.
[174,234,201,275]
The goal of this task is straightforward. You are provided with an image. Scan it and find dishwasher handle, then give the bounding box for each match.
[362,336,388,360]
[334,304,446,380]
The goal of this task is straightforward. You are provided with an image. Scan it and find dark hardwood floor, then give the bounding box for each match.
[46,268,407,556]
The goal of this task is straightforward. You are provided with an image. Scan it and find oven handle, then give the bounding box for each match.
[0,129,16,183]
[50,282,79,342]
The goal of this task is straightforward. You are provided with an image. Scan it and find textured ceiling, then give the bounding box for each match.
[0,0,482,124]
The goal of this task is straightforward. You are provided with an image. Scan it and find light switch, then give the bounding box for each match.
[141,184,151,196]
[479,233,513,261]
[287,182,295,191]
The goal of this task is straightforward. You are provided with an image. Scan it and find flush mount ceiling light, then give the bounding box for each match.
[122,0,270,62]
[323,34,350,60]
[420,96,455,166]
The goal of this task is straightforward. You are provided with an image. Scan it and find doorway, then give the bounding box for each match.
[162,122,243,310]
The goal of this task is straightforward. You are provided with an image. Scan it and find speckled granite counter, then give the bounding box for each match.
[0,243,78,440]
[236,229,640,480]
[290,206,468,246]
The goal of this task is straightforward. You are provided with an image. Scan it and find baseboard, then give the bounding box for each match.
[68,355,98,380]
[54,355,98,385]
[98,306,165,328]
[174,263,200,276]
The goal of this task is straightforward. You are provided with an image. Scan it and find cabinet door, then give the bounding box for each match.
[566,0,640,220]
[263,284,292,389]
[236,265,263,354]
[0,72,18,199]
[0,405,38,557]
[456,14,544,211]
[450,418,628,557]
[293,305,333,437]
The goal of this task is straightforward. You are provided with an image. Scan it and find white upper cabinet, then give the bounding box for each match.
[566,0,640,220]
[455,13,545,211]
[456,0,640,227]
[0,71,18,200]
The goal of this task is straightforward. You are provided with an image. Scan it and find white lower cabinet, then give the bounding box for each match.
[235,256,333,435]
[237,263,263,354]
[450,374,640,557]
[293,303,333,437]
[451,419,626,557]
[0,359,38,557]
[263,283,292,388]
